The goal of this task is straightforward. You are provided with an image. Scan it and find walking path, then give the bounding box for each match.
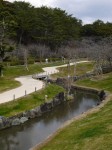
[0,61,88,104]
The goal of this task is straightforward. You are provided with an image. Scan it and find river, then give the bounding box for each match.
[0,91,99,150]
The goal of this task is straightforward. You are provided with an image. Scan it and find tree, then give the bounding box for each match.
[13,1,35,45]
[0,0,15,76]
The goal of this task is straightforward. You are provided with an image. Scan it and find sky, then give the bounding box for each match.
[7,0,112,24]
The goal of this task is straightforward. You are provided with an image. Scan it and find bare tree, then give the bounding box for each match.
[16,45,29,71]
[28,44,50,63]
[23,46,29,71]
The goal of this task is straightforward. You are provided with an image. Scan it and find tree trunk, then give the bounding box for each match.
[24,48,29,71]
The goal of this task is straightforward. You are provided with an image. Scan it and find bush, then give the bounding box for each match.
[4,57,35,66]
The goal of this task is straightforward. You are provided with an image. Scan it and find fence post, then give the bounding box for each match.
[35,87,36,92]
[25,90,27,96]
[13,94,15,100]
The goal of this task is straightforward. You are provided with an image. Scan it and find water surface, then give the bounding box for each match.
[0,92,99,150]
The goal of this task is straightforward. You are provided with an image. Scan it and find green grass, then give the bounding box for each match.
[0,61,90,92]
[52,62,94,79]
[37,72,112,150]
[0,64,43,93]
[75,73,112,92]
[0,61,66,93]
[38,99,112,150]
[0,78,20,93]
[4,64,43,77]
[0,84,64,117]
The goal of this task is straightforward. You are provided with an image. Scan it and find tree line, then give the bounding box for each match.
[0,1,82,49]
[1,1,112,48]
[0,0,112,76]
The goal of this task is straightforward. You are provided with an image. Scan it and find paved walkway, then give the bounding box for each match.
[0,61,88,104]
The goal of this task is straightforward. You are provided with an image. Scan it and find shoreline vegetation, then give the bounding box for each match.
[33,93,112,150]
[0,61,112,149]
[32,73,112,150]
[51,62,93,79]
[0,84,64,117]
[0,61,91,117]
[0,61,67,93]
[1,1,112,149]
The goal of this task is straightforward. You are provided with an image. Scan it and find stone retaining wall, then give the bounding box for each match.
[0,83,105,131]
[0,92,65,130]
[55,72,96,88]
[70,85,99,95]
[55,78,106,100]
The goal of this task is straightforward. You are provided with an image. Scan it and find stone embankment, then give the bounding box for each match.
[0,84,106,131]
[0,71,106,130]
[0,92,65,130]
[54,76,106,101]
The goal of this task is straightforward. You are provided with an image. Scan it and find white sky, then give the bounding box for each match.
[8,0,112,24]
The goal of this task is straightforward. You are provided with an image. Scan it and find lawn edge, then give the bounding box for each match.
[31,86,112,150]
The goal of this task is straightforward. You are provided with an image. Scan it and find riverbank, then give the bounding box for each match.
[32,88,108,150]
[32,73,112,150]
[0,90,98,150]
[0,60,88,104]
[0,88,65,130]
[0,84,64,117]
[0,61,89,117]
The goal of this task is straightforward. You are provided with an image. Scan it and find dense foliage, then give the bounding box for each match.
[0,1,82,50]
[1,1,112,49]
[81,20,112,37]
[0,0,112,75]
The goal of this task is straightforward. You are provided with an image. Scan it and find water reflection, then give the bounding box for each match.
[0,92,98,150]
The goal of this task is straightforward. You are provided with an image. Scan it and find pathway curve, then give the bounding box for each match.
[0,61,88,104]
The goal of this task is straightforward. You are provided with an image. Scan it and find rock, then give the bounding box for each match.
[22,112,28,118]
[23,110,36,119]
[40,103,49,113]
[57,92,65,102]
[0,117,11,129]
[0,118,4,129]
[34,106,42,117]
[3,118,11,128]
[0,119,3,124]
[56,78,68,88]
[20,117,28,124]
[12,118,20,126]
[29,110,36,119]
[53,98,61,106]
[46,101,53,110]
[98,90,106,101]
[0,116,4,119]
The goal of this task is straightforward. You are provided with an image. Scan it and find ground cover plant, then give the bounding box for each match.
[0,61,66,93]
[76,73,112,93]
[52,62,94,79]
[0,61,96,116]
[0,84,64,117]
[36,72,112,150]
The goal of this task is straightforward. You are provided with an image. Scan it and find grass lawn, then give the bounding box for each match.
[0,60,89,116]
[75,73,112,93]
[0,61,66,93]
[0,78,20,93]
[36,72,112,150]
[51,62,94,79]
[0,61,90,93]
[37,98,112,150]
[0,64,43,93]
[0,84,64,117]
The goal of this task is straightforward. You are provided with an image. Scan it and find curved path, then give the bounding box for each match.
[0,61,88,104]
